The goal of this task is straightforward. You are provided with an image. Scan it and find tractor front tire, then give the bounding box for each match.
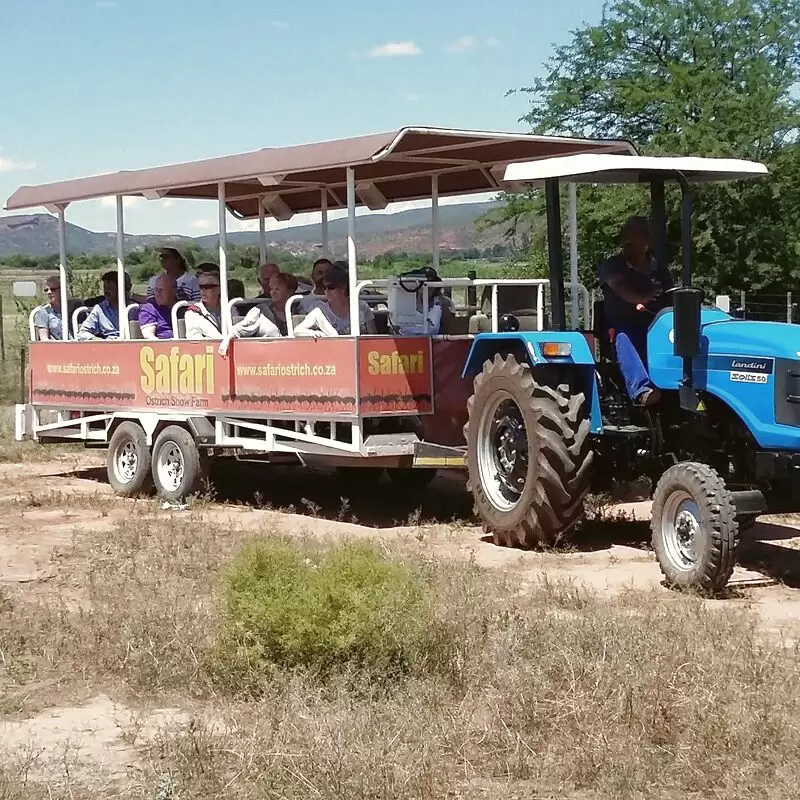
[464,353,593,547]
[651,462,739,593]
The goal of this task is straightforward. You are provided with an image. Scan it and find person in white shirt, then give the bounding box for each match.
[294,265,376,337]
[185,270,224,339]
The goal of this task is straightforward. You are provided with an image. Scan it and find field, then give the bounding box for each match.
[2,414,800,799]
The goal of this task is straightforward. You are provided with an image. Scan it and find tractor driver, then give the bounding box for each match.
[598,216,673,407]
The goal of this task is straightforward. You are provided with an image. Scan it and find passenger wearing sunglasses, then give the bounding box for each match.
[34,274,68,340]
[294,266,376,337]
[185,270,224,339]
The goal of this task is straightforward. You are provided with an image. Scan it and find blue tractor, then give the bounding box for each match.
[461,153,791,593]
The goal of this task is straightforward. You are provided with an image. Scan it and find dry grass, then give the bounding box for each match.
[0,506,799,799]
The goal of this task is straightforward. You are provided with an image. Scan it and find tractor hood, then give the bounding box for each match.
[700,317,800,361]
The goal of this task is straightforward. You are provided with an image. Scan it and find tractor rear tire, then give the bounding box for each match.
[651,462,739,593]
[464,353,593,547]
[107,422,153,496]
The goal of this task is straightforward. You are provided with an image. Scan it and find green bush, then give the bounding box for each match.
[216,538,429,682]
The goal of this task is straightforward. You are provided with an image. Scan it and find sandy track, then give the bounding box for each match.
[2,456,800,630]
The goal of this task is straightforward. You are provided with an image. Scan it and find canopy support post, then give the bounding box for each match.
[346,167,359,337]
[545,178,566,332]
[218,182,230,334]
[431,174,440,271]
[115,196,126,339]
[57,206,68,341]
[321,189,330,256]
[258,197,267,264]
[568,183,578,329]
[650,178,668,272]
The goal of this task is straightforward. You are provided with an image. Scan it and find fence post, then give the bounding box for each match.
[0,294,5,363]
[788,292,793,323]
[740,290,746,318]
[467,269,477,310]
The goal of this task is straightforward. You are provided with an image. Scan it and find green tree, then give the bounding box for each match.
[501,0,800,293]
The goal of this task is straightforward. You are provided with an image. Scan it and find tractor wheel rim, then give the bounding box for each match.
[157,443,184,493]
[662,490,701,570]
[476,393,529,511]
[114,440,138,484]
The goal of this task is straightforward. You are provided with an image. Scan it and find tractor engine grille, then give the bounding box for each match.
[774,358,800,427]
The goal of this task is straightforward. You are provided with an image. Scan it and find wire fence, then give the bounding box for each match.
[713,292,799,323]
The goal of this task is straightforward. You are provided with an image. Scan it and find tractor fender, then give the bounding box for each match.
[461,332,603,433]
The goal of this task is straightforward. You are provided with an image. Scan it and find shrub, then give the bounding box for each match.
[216,538,429,683]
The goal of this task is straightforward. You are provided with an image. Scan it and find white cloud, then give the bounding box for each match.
[368,41,422,58]
[190,218,215,232]
[405,93,420,102]
[99,195,145,208]
[0,156,35,172]
[446,36,476,54]
[271,20,289,29]
[162,199,175,209]
[486,37,499,47]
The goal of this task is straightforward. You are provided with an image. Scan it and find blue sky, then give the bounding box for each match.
[0,0,606,237]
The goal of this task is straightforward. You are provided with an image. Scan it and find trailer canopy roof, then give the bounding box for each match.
[5,127,635,219]
[503,153,769,186]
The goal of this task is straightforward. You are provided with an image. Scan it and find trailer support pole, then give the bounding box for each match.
[321,189,330,257]
[568,182,578,328]
[346,167,359,337]
[57,206,69,341]
[258,198,267,264]
[115,196,126,338]
[218,182,230,335]
[431,174,440,271]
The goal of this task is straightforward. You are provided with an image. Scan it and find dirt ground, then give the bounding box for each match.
[3,453,800,796]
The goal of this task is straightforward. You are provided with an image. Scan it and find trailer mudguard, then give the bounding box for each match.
[461,332,603,433]
[648,309,800,449]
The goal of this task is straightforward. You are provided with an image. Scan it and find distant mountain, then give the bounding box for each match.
[0,201,505,260]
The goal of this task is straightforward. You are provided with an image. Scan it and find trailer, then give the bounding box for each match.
[8,127,629,500]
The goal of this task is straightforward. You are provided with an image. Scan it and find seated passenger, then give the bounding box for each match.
[599,216,673,407]
[76,271,133,341]
[228,277,245,299]
[294,266,376,337]
[256,262,280,298]
[267,272,299,336]
[185,270,223,339]
[147,247,200,303]
[310,258,333,296]
[34,274,69,340]
[395,267,450,336]
[138,274,177,340]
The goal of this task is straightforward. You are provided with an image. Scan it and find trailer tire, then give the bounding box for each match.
[464,353,592,547]
[651,462,739,593]
[107,422,153,496]
[151,425,209,503]
[385,467,437,493]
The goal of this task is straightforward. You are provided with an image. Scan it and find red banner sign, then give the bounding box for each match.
[29,335,435,417]
[357,336,433,414]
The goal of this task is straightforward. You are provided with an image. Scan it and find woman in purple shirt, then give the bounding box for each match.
[139,274,177,340]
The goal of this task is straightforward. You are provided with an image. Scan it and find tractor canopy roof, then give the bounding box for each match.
[502,153,768,187]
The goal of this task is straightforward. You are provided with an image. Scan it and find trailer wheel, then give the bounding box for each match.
[151,425,209,503]
[385,467,437,493]
[651,462,739,593]
[107,422,153,495]
[464,353,593,547]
